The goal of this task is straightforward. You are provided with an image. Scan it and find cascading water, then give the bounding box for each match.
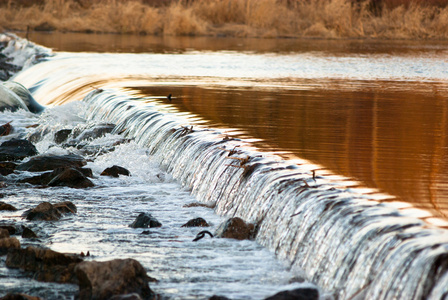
[77,88,448,299]
[4,34,448,299]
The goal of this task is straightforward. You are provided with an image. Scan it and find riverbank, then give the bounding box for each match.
[1,0,448,39]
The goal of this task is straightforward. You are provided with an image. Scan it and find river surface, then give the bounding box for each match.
[22,32,448,219]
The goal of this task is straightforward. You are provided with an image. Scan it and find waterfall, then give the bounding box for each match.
[79,88,448,299]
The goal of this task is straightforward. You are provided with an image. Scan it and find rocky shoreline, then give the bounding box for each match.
[0,34,322,300]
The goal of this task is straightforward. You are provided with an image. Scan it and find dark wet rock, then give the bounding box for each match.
[0,161,17,175]
[0,121,13,136]
[181,217,209,228]
[215,217,257,240]
[75,258,155,300]
[0,201,17,211]
[109,294,143,300]
[16,154,86,172]
[21,167,93,187]
[6,246,83,283]
[47,167,94,188]
[0,293,43,300]
[0,225,16,235]
[54,129,72,144]
[22,227,38,239]
[0,237,20,255]
[130,213,162,228]
[101,165,130,177]
[209,296,232,300]
[0,228,10,238]
[53,201,77,214]
[0,139,38,162]
[24,202,62,221]
[264,288,319,300]
[27,125,51,144]
[75,123,116,142]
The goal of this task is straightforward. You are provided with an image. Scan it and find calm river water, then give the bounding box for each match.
[24,32,448,219]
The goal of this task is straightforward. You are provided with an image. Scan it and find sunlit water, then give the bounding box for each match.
[2,32,448,299]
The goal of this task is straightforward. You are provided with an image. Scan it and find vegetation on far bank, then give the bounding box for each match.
[1,0,448,39]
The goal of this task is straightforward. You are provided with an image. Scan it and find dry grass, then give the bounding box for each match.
[1,0,448,39]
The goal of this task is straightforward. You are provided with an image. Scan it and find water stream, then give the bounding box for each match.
[1,33,448,299]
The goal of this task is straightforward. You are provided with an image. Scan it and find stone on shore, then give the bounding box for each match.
[0,237,20,255]
[264,288,319,300]
[6,246,83,283]
[24,202,62,221]
[0,139,38,162]
[130,213,162,228]
[0,201,17,211]
[75,258,155,300]
[181,217,209,228]
[16,154,86,172]
[101,165,130,177]
[215,217,257,240]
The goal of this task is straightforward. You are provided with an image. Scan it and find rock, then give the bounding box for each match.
[0,293,43,300]
[0,228,10,238]
[181,217,209,227]
[21,167,93,187]
[75,258,155,300]
[47,167,94,188]
[101,165,130,177]
[54,129,72,144]
[264,288,319,300]
[109,294,143,300]
[0,139,38,162]
[130,213,162,228]
[0,237,20,255]
[0,121,13,136]
[0,225,16,235]
[24,202,62,221]
[53,201,77,214]
[215,217,257,240]
[22,227,38,239]
[0,201,17,211]
[209,296,232,300]
[6,246,83,283]
[16,154,86,172]
[0,161,17,175]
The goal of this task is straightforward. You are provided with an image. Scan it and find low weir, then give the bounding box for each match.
[5,33,448,299]
[77,88,448,299]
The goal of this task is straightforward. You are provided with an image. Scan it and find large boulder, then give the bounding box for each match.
[47,167,94,188]
[0,237,20,255]
[24,202,62,221]
[75,259,155,300]
[0,201,17,211]
[215,217,257,240]
[129,213,162,229]
[16,154,86,172]
[181,217,209,228]
[0,139,38,162]
[101,165,130,177]
[264,288,319,300]
[6,246,83,283]
[0,161,17,175]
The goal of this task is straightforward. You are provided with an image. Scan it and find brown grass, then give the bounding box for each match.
[1,0,448,39]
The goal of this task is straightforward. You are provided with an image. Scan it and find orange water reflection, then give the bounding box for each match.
[132,80,448,218]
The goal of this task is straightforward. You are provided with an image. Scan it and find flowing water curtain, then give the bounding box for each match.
[82,89,448,300]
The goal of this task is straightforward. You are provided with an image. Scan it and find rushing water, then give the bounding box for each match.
[2,32,448,299]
